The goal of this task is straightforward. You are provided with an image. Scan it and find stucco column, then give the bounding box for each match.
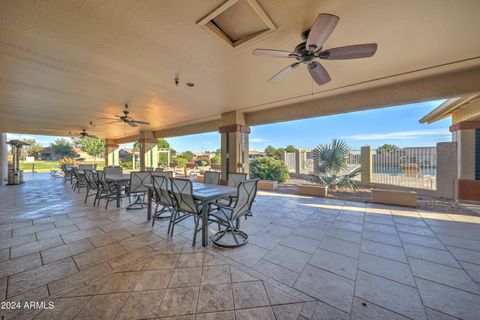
[104,140,119,167]
[219,111,250,180]
[0,133,8,185]
[295,149,301,174]
[450,121,480,201]
[360,146,372,186]
[138,131,157,171]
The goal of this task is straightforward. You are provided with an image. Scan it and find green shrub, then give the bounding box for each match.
[210,154,221,165]
[250,157,289,182]
[172,155,188,168]
[196,159,208,167]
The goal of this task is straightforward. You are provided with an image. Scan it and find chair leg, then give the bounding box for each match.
[105,192,110,210]
[192,215,201,247]
[84,187,90,203]
[169,211,178,236]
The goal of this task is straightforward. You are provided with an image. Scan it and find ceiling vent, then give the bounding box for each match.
[197,0,277,48]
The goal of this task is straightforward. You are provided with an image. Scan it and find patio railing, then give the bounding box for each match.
[371,147,436,190]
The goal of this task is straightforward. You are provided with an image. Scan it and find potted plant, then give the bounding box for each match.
[303,139,361,196]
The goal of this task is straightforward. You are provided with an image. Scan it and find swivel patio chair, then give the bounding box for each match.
[208,179,259,248]
[72,167,88,193]
[151,175,175,227]
[125,171,151,210]
[79,164,95,170]
[224,172,247,205]
[204,171,221,185]
[83,170,100,205]
[169,178,203,246]
[96,170,123,209]
[61,164,73,185]
[154,167,164,172]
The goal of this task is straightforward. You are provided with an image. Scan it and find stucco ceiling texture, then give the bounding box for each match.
[0,0,479,139]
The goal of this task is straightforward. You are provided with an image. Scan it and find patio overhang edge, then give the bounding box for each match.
[110,62,480,144]
[419,94,480,124]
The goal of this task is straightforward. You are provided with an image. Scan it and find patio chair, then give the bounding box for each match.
[125,171,151,210]
[96,170,123,209]
[146,167,154,172]
[208,179,259,248]
[61,164,73,185]
[83,170,100,205]
[151,175,175,226]
[154,167,164,172]
[223,172,247,206]
[204,171,221,185]
[169,178,203,246]
[104,166,123,176]
[72,167,87,193]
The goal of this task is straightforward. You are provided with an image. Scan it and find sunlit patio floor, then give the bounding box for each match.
[1,173,480,320]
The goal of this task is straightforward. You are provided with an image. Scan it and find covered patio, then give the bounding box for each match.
[2,173,480,319]
[1,0,480,319]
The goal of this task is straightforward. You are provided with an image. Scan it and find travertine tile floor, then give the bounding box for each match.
[1,173,480,319]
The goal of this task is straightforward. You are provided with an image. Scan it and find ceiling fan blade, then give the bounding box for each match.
[306,13,340,52]
[127,121,138,127]
[253,49,298,58]
[86,134,98,139]
[268,62,300,82]
[308,62,331,85]
[131,120,150,125]
[320,43,377,60]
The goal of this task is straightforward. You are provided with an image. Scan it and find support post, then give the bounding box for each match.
[360,146,372,186]
[219,111,250,180]
[104,140,119,167]
[138,131,157,171]
[0,133,8,185]
[295,149,301,174]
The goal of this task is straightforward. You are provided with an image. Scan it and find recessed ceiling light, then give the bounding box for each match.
[186,82,195,87]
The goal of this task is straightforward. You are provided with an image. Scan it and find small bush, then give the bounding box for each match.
[250,157,289,183]
[196,159,208,167]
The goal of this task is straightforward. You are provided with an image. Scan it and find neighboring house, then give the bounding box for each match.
[248,150,265,159]
[38,147,53,161]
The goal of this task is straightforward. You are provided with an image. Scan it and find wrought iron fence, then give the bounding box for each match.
[372,147,436,190]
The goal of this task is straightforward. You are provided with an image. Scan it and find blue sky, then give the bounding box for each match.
[7,100,451,152]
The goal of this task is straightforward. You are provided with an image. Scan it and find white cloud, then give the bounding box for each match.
[250,137,269,143]
[342,128,450,141]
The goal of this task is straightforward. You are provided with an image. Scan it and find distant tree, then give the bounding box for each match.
[157,138,170,149]
[264,145,276,158]
[51,138,76,159]
[377,144,399,154]
[18,138,43,159]
[171,155,188,168]
[285,145,296,153]
[74,138,105,162]
[181,151,194,162]
[210,154,221,165]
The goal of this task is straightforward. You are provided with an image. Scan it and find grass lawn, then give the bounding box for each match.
[19,161,105,172]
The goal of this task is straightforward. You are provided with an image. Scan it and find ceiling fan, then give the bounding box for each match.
[70,129,98,139]
[253,13,378,85]
[108,104,150,127]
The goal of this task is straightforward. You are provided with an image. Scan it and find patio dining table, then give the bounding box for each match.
[145,181,237,246]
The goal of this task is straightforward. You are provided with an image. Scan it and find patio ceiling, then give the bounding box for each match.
[0,0,480,140]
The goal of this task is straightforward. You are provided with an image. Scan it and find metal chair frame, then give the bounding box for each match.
[169,178,203,246]
[96,171,123,209]
[83,170,100,205]
[151,175,175,226]
[209,179,259,248]
[126,171,151,210]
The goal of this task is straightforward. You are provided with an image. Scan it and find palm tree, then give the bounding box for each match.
[310,139,361,190]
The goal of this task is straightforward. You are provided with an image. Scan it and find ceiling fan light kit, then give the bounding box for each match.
[254,13,378,85]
